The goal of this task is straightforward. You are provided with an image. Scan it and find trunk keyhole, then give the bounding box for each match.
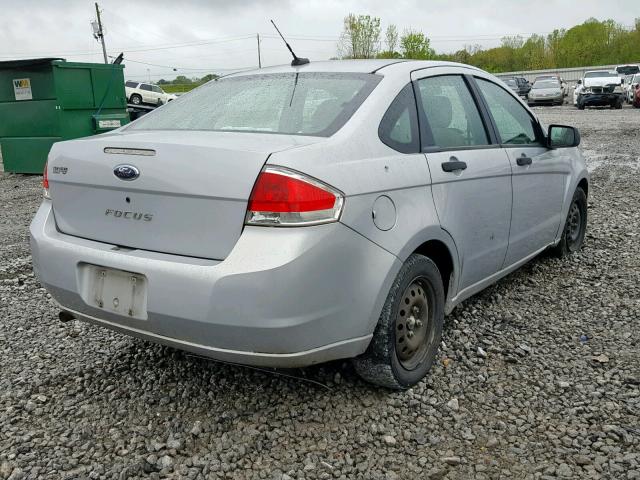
[125,197,131,203]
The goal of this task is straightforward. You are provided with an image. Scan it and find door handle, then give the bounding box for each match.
[441,157,467,172]
[517,154,533,166]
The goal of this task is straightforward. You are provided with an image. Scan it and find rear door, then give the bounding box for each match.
[411,69,513,292]
[139,84,153,103]
[474,77,566,266]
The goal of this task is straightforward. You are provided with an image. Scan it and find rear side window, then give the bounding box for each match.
[140,84,152,91]
[378,83,419,153]
[476,78,539,145]
[127,73,381,137]
[416,75,489,149]
[125,81,138,88]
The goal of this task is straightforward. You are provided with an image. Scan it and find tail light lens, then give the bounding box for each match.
[43,162,51,199]
[245,166,344,226]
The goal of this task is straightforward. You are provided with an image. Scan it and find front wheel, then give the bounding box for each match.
[552,187,587,257]
[352,254,445,390]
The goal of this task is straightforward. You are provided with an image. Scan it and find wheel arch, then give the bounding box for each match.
[577,176,589,198]
[398,227,460,309]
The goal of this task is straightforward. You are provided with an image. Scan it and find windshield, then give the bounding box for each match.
[616,65,640,76]
[533,80,560,89]
[127,72,381,137]
[504,79,517,87]
[584,71,618,78]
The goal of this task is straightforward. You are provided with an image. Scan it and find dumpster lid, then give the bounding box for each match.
[0,58,64,69]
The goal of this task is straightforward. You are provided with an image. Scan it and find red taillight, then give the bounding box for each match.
[246,167,343,226]
[43,162,50,199]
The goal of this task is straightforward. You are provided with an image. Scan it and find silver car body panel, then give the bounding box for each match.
[31,60,589,367]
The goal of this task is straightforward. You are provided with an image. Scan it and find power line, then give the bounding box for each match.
[113,56,255,73]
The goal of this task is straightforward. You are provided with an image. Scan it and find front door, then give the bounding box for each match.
[474,78,566,267]
[412,70,513,292]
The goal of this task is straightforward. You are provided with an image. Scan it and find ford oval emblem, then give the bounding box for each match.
[113,164,140,181]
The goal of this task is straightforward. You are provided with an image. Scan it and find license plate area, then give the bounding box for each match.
[78,264,148,320]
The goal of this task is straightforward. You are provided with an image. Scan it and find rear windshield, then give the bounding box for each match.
[126,72,381,137]
[533,80,560,89]
[616,65,640,76]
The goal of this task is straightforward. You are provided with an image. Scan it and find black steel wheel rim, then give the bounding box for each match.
[395,278,433,370]
[567,201,582,245]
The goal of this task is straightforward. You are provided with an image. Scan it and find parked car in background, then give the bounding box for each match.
[528,78,564,106]
[503,77,520,94]
[534,75,568,97]
[31,60,589,389]
[615,64,640,77]
[502,76,530,97]
[577,70,624,110]
[125,81,177,106]
[625,73,640,103]
[573,80,584,106]
[515,76,532,96]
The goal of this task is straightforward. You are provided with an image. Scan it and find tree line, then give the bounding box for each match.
[338,15,640,72]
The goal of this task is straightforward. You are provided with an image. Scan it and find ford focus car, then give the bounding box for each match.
[31,60,589,389]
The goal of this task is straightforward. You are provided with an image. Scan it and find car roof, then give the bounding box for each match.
[225,59,482,77]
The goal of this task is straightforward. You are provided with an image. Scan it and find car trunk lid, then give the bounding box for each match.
[48,130,321,259]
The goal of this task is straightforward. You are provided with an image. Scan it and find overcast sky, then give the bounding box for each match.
[0,0,635,81]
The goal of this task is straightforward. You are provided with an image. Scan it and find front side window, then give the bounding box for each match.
[476,78,540,145]
[416,75,489,149]
[378,83,419,153]
[127,73,381,137]
[152,85,163,93]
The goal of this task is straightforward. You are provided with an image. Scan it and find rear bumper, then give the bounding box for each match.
[30,201,401,367]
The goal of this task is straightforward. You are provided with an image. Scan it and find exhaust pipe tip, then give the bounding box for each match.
[58,311,76,323]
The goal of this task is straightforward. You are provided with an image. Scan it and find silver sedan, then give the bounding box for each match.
[31,60,589,389]
[528,79,565,106]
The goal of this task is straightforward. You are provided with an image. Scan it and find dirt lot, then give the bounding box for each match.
[0,105,638,480]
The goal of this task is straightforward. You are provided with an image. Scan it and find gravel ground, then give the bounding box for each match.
[1,105,639,480]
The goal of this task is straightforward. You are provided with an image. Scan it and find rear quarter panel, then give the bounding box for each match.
[269,71,461,295]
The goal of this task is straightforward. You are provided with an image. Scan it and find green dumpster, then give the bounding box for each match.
[0,58,129,174]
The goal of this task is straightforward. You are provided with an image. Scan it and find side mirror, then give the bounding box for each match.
[548,125,580,149]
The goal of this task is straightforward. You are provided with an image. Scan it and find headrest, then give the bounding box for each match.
[428,95,453,129]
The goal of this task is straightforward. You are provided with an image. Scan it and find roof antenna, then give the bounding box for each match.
[270,20,309,67]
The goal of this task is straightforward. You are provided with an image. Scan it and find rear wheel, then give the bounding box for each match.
[130,94,142,105]
[353,254,444,390]
[552,187,587,257]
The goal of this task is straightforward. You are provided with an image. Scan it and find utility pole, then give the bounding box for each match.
[257,33,262,68]
[94,2,107,64]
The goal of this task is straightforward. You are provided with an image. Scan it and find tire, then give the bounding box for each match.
[130,94,142,105]
[352,254,445,390]
[552,187,587,257]
[577,102,585,110]
[157,98,164,106]
[615,99,623,109]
